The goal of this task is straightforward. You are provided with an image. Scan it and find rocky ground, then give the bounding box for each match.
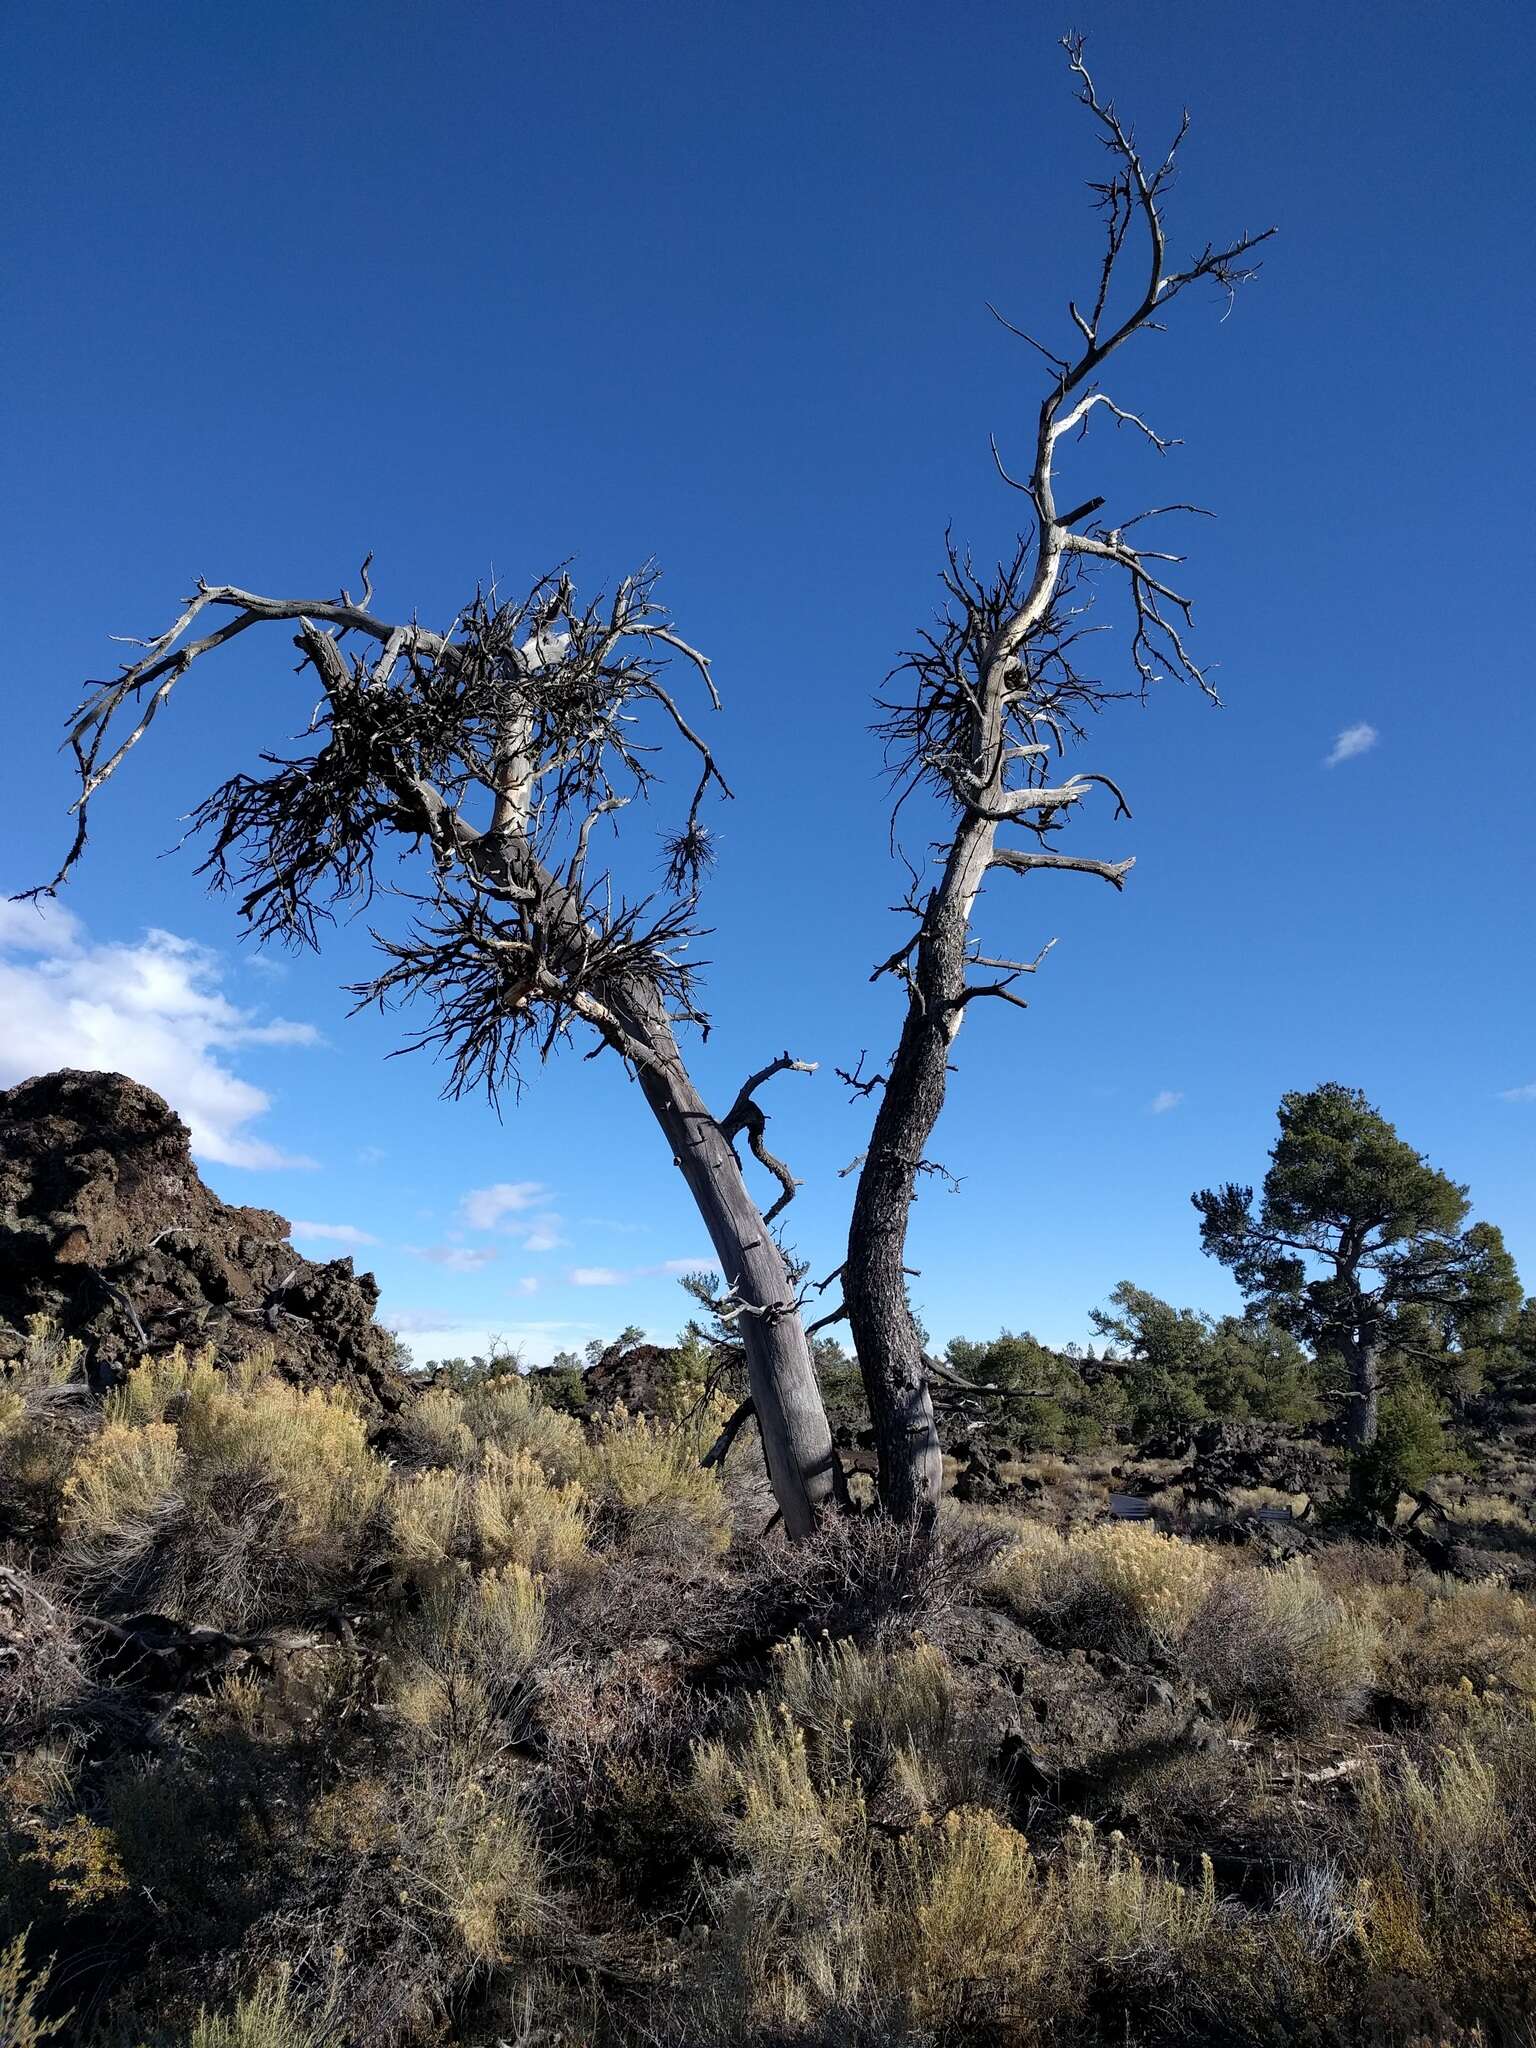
[2,1073,1535,2046]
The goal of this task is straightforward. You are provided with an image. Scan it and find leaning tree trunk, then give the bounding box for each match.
[617,988,840,1538]
[482,839,842,1541]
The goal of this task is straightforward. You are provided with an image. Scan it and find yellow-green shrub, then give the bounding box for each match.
[395,1385,476,1468]
[61,1347,386,1625]
[879,1807,1050,2019]
[392,1749,549,1969]
[991,1521,1215,1655]
[0,1320,86,1526]
[580,1405,730,1558]
[389,1446,589,1579]
[392,1564,547,1743]
[463,1374,585,1482]
[188,1965,327,2048]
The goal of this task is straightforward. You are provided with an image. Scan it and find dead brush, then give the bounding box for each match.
[739,1508,1009,1647]
[1181,1563,1379,1732]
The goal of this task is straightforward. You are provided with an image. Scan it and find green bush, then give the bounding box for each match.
[1353,1379,1462,1523]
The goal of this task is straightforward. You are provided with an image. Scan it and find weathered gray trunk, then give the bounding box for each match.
[489,847,840,1539]
[1344,1329,1382,1515]
[629,1024,841,1538]
[1345,1339,1381,1452]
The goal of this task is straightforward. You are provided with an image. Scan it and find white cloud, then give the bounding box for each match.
[357,1144,387,1165]
[459,1181,549,1230]
[513,1275,540,1296]
[1500,1081,1536,1103]
[409,1245,499,1273]
[290,1220,379,1248]
[1324,721,1378,768]
[568,1257,718,1288]
[0,898,317,1168]
[521,1218,567,1253]
[1147,1090,1184,1116]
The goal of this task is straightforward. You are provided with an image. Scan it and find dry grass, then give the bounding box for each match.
[0,1932,70,2046]
[11,1368,1536,2047]
[1182,1564,1379,1731]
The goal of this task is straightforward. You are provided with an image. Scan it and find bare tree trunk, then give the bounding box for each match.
[844,835,992,1525]
[1345,1342,1382,1451]
[618,991,840,1538]
[1345,1331,1383,1516]
[840,41,1269,1523]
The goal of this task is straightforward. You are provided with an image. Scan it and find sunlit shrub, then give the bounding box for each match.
[991,1521,1215,1656]
[463,1372,586,1482]
[61,1347,386,1626]
[188,1965,328,2048]
[391,1564,546,1744]
[879,1807,1049,2020]
[393,1385,475,1468]
[389,1446,589,1580]
[0,1319,86,1528]
[580,1405,730,1559]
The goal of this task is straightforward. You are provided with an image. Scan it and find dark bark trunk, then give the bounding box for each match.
[845,830,991,1524]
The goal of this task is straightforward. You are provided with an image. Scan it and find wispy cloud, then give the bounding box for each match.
[0,897,317,1168]
[1147,1090,1184,1116]
[408,1245,499,1274]
[1324,721,1378,769]
[521,1218,567,1253]
[1500,1081,1536,1103]
[290,1220,378,1248]
[568,1257,718,1288]
[569,1266,625,1288]
[459,1181,548,1230]
[513,1275,540,1296]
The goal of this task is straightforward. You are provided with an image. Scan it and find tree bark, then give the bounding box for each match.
[845,822,996,1525]
[620,992,841,1538]
[1344,1340,1381,1452]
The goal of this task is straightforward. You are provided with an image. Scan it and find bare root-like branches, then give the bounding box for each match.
[32,564,734,1107]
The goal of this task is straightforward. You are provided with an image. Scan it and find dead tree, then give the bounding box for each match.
[31,566,841,1536]
[838,38,1274,1523]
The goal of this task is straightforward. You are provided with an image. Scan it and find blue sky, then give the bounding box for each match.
[4,1,1533,1367]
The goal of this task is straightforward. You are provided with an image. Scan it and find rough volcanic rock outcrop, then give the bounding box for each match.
[0,1069,407,1413]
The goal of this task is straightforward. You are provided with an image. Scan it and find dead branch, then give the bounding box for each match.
[718,1051,818,1222]
[702,1398,756,1469]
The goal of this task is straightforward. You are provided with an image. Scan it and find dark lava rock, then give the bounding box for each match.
[0,1069,408,1413]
